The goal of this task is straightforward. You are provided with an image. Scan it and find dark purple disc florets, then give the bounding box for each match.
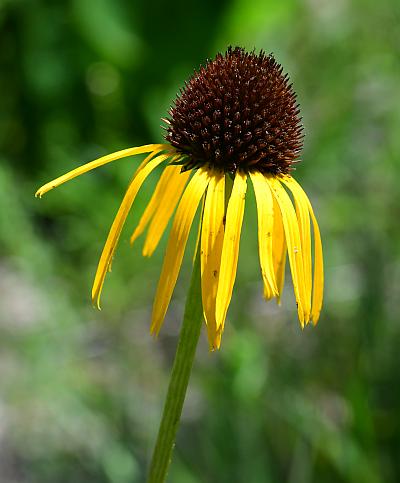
[164,47,304,174]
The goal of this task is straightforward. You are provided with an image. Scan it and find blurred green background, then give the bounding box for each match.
[1,0,400,481]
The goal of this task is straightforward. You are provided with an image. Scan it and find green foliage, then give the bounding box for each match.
[1,0,400,481]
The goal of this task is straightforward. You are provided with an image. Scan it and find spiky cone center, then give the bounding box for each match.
[165,47,304,175]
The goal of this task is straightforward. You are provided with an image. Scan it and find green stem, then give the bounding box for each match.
[147,250,203,483]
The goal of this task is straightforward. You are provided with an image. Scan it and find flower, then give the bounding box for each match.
[36,47,323,350]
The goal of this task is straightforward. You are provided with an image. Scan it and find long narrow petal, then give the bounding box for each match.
[250,172,278,299]
[103,149,163,276]
[308,208,323,324]
[280,176,312,322]
[35,144,172,197]
[129,162,182,246]
[266,176,307,326]
[216,171,247,332]
[193,196,205,265]
[92,153,171,308]
[201,171,225,349]
[281,176,324,325]
[143,168,191,257]
[151,168,210,335]
[271,196,287,304]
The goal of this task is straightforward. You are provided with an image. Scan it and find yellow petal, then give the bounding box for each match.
[35,144,172,198]
[266,176,306,326]
[193,195,205,265]
[309,209,323,325]
[215,171,247,332]
[92,152,171,308]
[143,168,191,257]
[201,171,225,349]
[129,161,182,246]
[271,196,287,304]
[250,172,278,299]
[151,168,210,335]
[280,175,312,323]
[281,176,324,325]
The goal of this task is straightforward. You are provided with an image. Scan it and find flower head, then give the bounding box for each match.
[36,47,323,350]
[165,47,303,175]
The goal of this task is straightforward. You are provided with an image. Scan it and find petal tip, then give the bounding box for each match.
[91,290,102,310]
[150,324,160,338]
[311,314,320,326]
[92,299,102,311]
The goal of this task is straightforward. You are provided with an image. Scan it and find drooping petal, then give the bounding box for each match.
[266,176,307,326]
[151,168,210,335]
[129,161,182,246]
[271,196,287,304]
[250,172,278,300]
[35,144,172,197]
[143,168,191,257]
[192,196,205,265]
[281,176,324,325]
[216,171,247,332]
[280,175,312,322]
[201,170,225,349]
[92,152,171,308]
[308,209,323,325]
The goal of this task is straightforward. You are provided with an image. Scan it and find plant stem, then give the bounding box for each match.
[147,250,203,483]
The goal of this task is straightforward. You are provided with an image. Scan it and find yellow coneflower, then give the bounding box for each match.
[36,47,323,350]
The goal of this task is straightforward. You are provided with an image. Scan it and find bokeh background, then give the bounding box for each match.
[1,0,400,481]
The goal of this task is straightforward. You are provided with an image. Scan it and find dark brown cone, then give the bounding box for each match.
[164,47,304,174]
